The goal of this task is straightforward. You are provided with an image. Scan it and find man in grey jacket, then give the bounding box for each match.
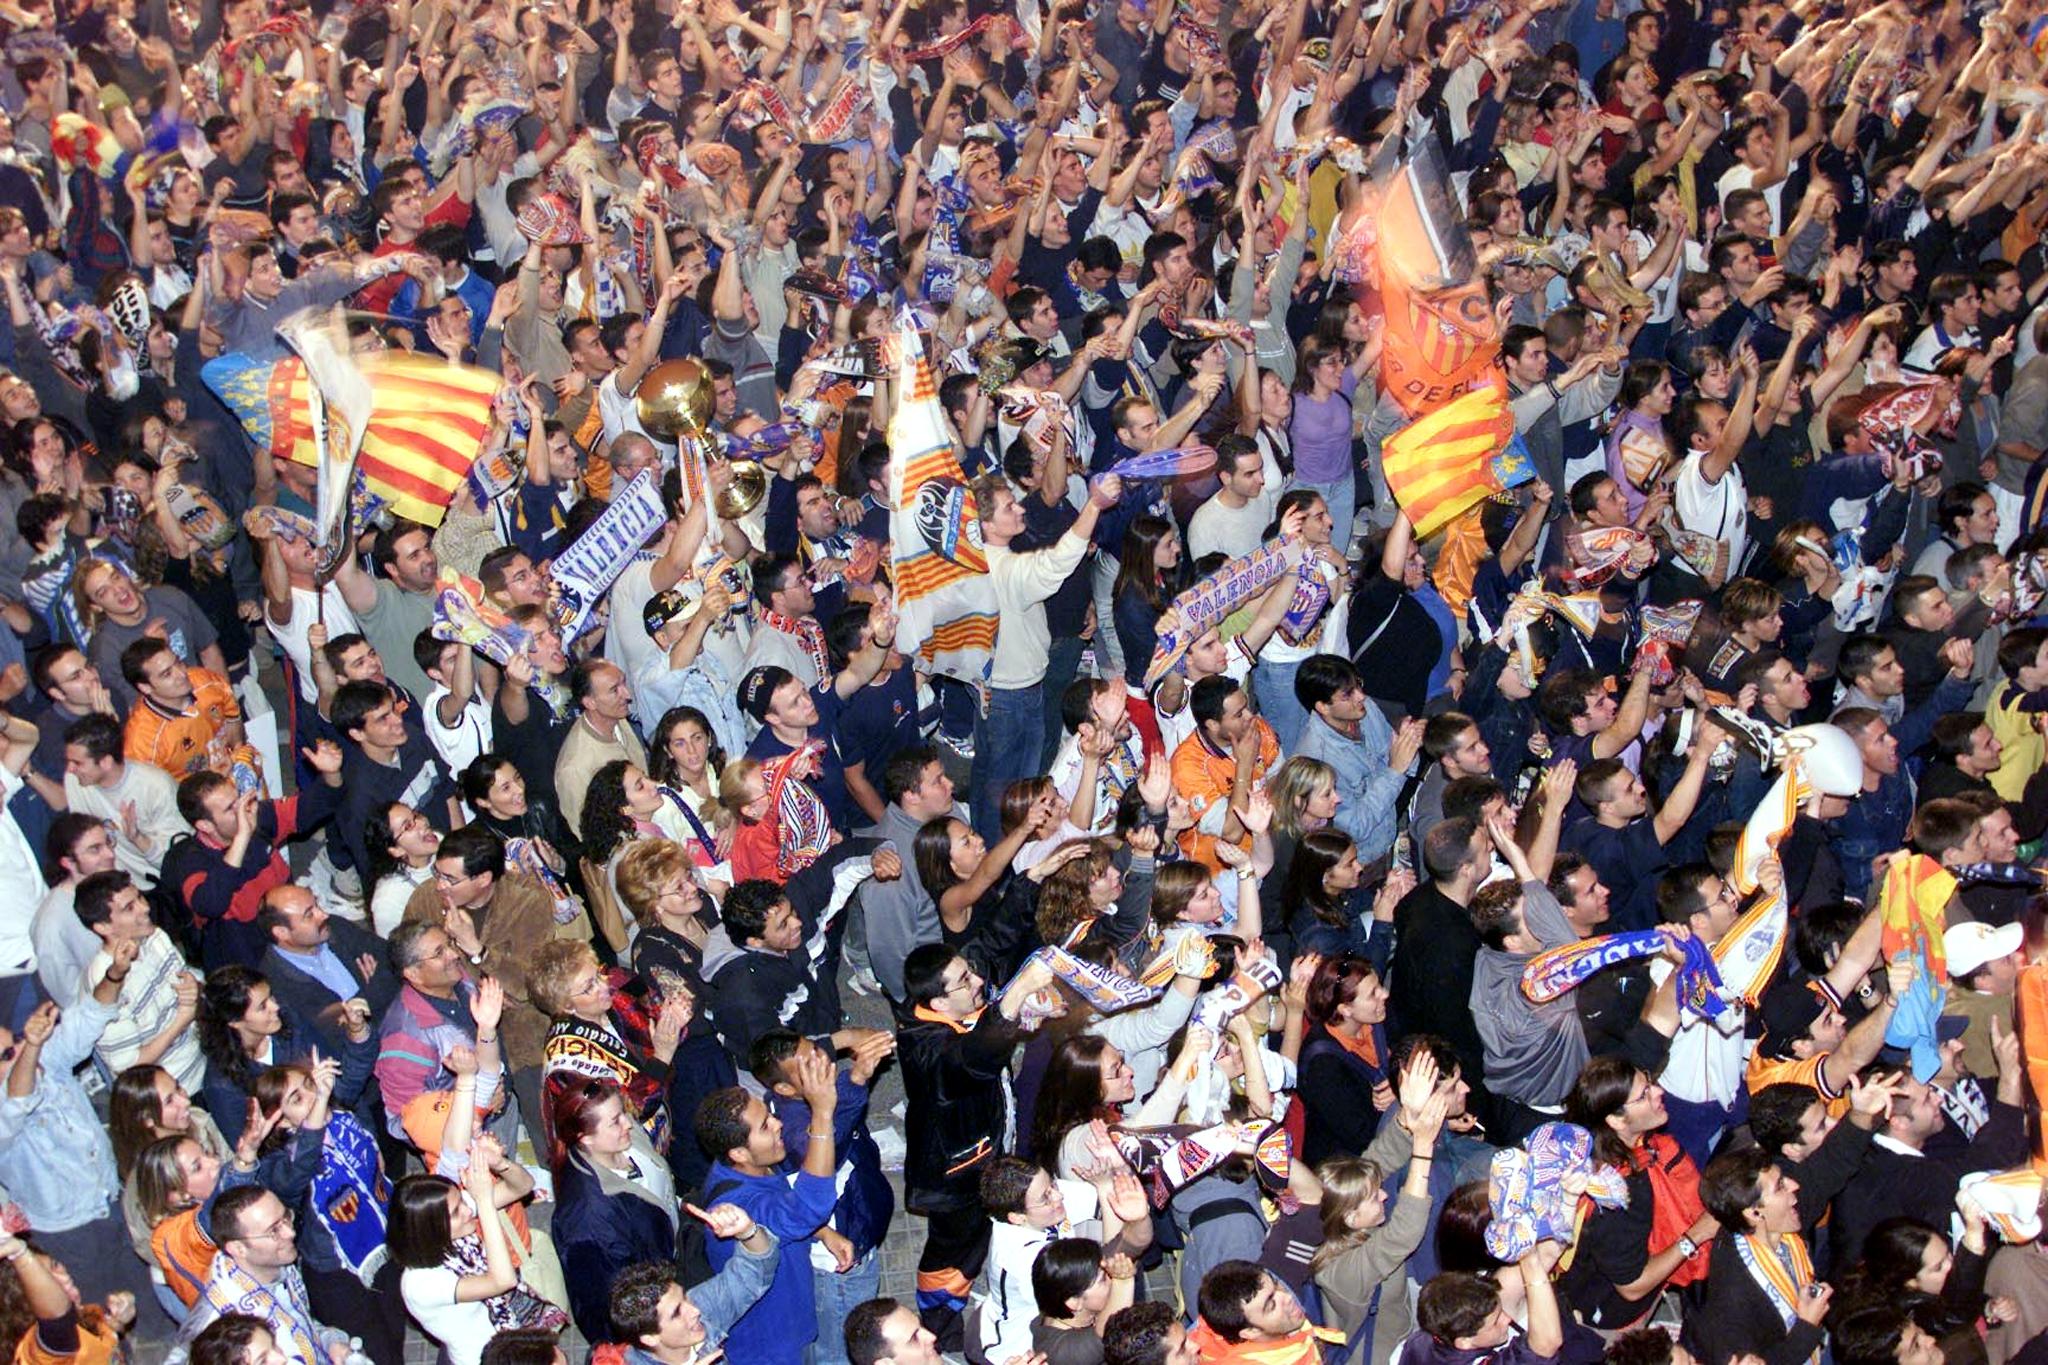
[861,746,969,1001]
[598,1209,782,1364]
[1467,811,1593,1140]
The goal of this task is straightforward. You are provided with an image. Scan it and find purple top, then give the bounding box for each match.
[1288,368,1359,483]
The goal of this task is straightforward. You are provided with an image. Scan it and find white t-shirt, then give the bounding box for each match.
[268,584,361,703]
[401,1265,498,1365]
[1673,448,1750,581]
[1648,958,1748,1106]
[1715,163,1785,234]
[1187,448,1283,560]
[603,557,661,684]
[371,866,432,938]
[423,684,494,779]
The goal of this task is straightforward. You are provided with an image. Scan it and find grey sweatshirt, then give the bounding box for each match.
[1470,879,1590,1107]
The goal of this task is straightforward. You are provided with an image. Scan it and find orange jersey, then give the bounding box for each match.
[1170,719,1281,872]
[13,1314,122,1365]
[149,1207,216,1308]
[1745,1050,1850,1120]
[123,668,249,782]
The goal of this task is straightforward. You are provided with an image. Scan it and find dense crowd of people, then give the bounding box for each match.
[1,0,2048,1362]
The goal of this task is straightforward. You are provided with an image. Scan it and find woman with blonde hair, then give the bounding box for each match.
[529,939,685,1150]
[1312,1061,1449,1365]
[616,838,718,1000]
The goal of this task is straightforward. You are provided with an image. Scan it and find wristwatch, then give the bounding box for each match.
[1675,1234,1700,1260]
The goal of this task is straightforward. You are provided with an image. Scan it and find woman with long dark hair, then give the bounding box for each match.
[581,760,701,871]
[460,754,578,870]
[649,706,731,828]
[1296,954,1396,1167]
[1603,360,1676,523]
[1288,334,1369,561]
[391,1155,565,1365]
[196,967,374,1146]
[1558,1056,1718,1330]
[1028,1030,1208,1177]
[362,801,442,937]
[1281,831,1404,963]
[1111,516,1188,692]
[546,1077,680,1342]
[1832,1210,2007,1360]
[912,811,1038,961]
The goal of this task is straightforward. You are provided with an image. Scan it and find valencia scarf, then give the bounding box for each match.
[311,1112,390,1286]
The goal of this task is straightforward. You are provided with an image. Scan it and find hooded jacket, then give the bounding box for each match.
[1470,879,1590,1107]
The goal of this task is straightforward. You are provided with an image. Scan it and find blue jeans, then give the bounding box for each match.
[813,1247,883,1365]
[972,685,1044,843]
[1041,633,1088,770]
[1252,656,1307,753]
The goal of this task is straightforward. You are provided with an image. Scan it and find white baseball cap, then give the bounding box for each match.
[1944,921,2024,981]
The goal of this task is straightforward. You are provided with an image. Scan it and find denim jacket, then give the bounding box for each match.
[0,993,120,1230]
[1294,712,1413,864]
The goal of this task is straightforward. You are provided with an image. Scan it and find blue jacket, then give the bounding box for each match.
[769,1071,895,1259]
[552,1144,683,1342]
[702,1162,840,1365]
[1294,711,1410,864]
[201,1012,376,1147]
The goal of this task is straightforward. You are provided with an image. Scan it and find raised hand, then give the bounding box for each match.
[848,1029,896,1085]
[1389,717,1425,772]
[1283,953,1320,1013]
[1137,753,1172,811]
[235,1098,284,1165]
[1396,1050,1441,1120]
[306,1046,342,1098]
[683,1199,757,1242]
[19,1002,56,1048]
[1240,790,1274,835]
[653,999,687,1061]
[444,1044,479,1077]
[472,976,505,1035]
[792,1039,839,1109]
[1104,1167,1149,1223]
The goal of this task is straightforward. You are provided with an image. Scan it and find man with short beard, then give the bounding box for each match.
[31,812,118,1008]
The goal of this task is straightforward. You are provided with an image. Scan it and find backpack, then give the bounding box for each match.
[674,1177,743,1288]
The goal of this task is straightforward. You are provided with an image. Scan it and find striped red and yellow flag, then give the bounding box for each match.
[251,352,501,526]
[1379,383,1516,539]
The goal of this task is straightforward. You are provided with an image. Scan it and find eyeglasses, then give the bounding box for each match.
[244,1210,295,1241]
[434,868,476,886]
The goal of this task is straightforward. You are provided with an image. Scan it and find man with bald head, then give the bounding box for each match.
[257,883,398,1053]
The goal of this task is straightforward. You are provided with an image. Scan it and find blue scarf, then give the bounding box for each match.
[311,1112,390,1284]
